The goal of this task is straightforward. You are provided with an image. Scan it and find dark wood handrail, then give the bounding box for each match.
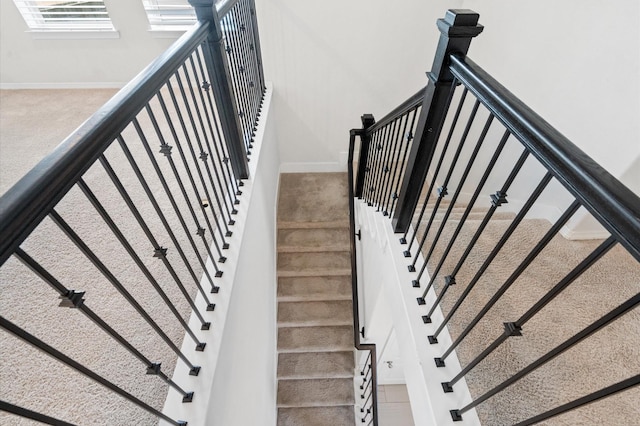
[366,87,425,135]
[0,22,210,267]
[348,129,379,426]
[449,54,640,262]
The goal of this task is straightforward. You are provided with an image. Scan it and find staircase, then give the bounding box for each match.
[276,173,356,426]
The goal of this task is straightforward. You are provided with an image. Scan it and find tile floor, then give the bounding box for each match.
[377,385,415,425]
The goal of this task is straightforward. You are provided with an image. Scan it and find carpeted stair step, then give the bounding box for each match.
[277,300,352,327]
[277,378,355,407]
[277,220,349,229]
[277,325,353,353]
[277,351,354,379]
[277,251,351,277]
[277,276,351,302]
[277,406,355,426]
[278,227,350,252]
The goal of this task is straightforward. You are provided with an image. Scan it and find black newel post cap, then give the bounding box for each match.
[188,0,215,21]
[438,9,484,37]
[429,9,483,83]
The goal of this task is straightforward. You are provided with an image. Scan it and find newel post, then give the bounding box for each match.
[189,0,250,179]
[391,10,483,232]
[354,114,376,198]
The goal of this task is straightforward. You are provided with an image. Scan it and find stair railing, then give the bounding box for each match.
[353,8,640,425]
[0,1,264,424]
[348,123,379,426]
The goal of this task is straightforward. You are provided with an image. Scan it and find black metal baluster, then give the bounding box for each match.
[452,292,640,420]
[192,49,241,202]
[196,47,242,198]
[157,87,228,267]
[428,148,530,340]
[244,1,264,133]
[235,0,260,135]
[362,129,380,205]
[418,129,509,293]
[375,117,401,214]
[408,100,481,271]
[125,123,219,305]
[0,315,188,426]
[186,56,238,213]
[429,172,553,345]
[247,0,265,91]
[389,106,419,216]
[148,96,224,289]
[512,375,640,426]
[427,148,530,312]
[441,236,617,393]
[179,65,234,231]
[173,69,232,247]
[371,124,392,210]
[380,115,406,216]
[231,3,255,151]
[416,113,494,286]
[223,9,252,148]
[77,178,206,345]
[437,200,580,360]
[0,401,76,426]
[99,154,211,329]
[193,47,242,196]
[15,241,197,400]
[383,111,412,216]
[163,80,226,268]
[402,88,468,250]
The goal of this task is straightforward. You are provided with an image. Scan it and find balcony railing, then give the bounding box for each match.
[0,0,264,424]
[351,9,639,425]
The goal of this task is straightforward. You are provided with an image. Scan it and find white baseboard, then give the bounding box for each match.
[279,161,346,173]
[0,82,125,90]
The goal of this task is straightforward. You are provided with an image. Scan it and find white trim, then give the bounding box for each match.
[356,200,481,426]
[279,161,346,173]
[161,83,275,426]
[27,29,120,39]
[0,82,125,89]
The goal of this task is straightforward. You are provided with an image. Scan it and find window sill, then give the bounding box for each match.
[27,30,120,40]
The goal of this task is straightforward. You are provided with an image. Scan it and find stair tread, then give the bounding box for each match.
[278,300,353,327]
[277,326,353,352]
[277,276,352,302]
[277,220,349,229]
[277,406,355,426]
[278,228,350,252]
[277,378,355,407]
[277,351,354,379]
[278,251,351,274]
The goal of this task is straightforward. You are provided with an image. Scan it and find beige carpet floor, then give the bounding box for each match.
[1,88,230,425]
[276,173,356,426]
[413,202,640,425]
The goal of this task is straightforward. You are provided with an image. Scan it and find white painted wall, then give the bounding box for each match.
[254,0,639,184]
[459,0,640,182]
[161,85,278,426]
[0,0,180,87]
[253,0,464,170]
[206,86,280,426]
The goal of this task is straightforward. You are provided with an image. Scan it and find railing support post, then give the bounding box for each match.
[391,9,483,232]
[355,114,376,198]
[189,0,250,179]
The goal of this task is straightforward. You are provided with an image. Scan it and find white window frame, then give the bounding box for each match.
[141,0,197,33]
[12,1,118,39]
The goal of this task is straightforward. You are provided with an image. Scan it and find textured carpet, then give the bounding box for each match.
[413,201,640,425]
[1,88,228,425]
[276,173,356,426]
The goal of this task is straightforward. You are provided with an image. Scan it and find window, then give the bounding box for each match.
[13,1,115,31]
[141,0,196,31]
